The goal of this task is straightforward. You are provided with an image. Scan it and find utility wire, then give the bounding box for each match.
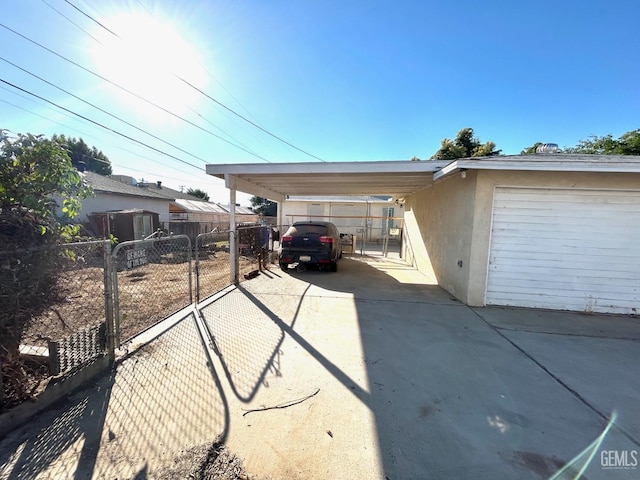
[60,0,325,162]
[0,56,210,165]
[40,0,100,43]
[0,91,203,175]
[0,78,203,171]
[0,23,271,162]
[62,0,119,37]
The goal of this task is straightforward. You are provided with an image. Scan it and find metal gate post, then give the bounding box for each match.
[103,239,116,358]
[229,188,239,285]
[195,234,201,303]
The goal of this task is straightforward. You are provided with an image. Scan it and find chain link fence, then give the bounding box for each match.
[236,224,274,281]
[282,215,404,257]
[1,240,112,411]
[195,228,231,302]
[112,235,192,346]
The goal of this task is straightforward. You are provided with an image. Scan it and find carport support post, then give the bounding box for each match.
[277,199,283,232]
[229,187,239,285]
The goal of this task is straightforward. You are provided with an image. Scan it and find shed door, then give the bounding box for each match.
[308,203,324,221]
[485,187,640,314]
[330,203,366,230]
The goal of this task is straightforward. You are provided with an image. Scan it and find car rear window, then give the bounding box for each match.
[287,224,329,236]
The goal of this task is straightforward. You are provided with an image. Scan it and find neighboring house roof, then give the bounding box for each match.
[433,154,640,180]
[171,199,228,214]
[287,195,393,203]
[91,209,158,215]
[219,205,257,215]
[137,182,203,201]
[82,172,169,200]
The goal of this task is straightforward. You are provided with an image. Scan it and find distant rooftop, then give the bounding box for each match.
[287,195,392,203]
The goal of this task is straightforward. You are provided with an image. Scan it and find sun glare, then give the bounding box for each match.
[89,10,207,121]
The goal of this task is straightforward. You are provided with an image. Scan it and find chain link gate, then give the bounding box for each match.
[112,235,192,347]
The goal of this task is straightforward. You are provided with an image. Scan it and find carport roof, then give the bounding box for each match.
[206,160,450,201]
[207,155,640,201]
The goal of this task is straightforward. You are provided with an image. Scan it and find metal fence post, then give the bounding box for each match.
[111,244,122,349]
[187,237,193,304]
[230,230,239,285]
[103,239,115,359]
[48,340,60,375]
[195,234,201,304]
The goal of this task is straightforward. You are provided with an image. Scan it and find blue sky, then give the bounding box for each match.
[1,0,638,204]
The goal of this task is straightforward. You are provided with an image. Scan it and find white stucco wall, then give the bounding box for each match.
[79,193,170,222]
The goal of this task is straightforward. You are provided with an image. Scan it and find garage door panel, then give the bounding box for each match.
[486,292,637,314]
[493,189,640,204]
[490,243,638,258]
[489,254,640,271]
[493,212,639,227]
[488,264,640,281]
[486,187,640,314]
[487,278,639,296]
[491,221,638,235]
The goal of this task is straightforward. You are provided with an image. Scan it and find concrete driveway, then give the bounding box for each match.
[1,254,639,479]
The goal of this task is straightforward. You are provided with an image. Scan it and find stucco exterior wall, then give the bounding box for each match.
[79,193,170,222]
[466,170,640,306]
[403,171,478,300]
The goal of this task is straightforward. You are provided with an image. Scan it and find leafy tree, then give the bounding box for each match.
[187,188,210,201]
[250,196,277,217]
[52,135,112,175]
[0,131,91,407]
[521,142,544,154]
[430,127,501,160]
[564,129,640,155]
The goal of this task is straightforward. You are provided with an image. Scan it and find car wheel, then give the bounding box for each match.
[330,261,338,272]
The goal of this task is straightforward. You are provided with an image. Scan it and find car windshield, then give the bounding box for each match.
[288,224,329,236]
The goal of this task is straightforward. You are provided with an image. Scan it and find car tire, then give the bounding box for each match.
[330,261,338,272]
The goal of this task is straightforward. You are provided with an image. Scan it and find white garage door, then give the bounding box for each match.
[486,187,640,314]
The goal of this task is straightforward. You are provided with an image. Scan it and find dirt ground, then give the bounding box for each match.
[21,251,259,346]
[4,251,258,410]
[155,443,269,480]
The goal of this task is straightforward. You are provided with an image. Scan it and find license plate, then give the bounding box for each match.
[299,255,311,262]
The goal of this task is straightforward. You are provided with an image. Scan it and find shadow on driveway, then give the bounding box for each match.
[0,311,229,479]
[214,255,639,479]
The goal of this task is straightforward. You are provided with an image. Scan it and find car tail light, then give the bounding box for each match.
[318,259,331,263]
[319,236,334,244]
[281,235,293,242]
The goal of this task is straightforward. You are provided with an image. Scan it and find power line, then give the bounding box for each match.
[0,92,201,176]
[39,0,100,43]
[58,0,325,162]
[0,78,204,171]
[0,23,271,162]
[0,56,210,165]
[62,0,119,38]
